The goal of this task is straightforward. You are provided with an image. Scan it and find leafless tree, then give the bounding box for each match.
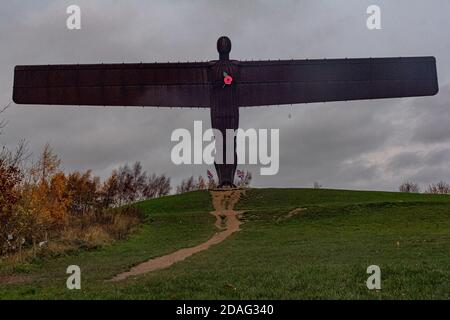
[142,173,171,199]
[399,181,421,193]
[143,173,158,199]
[0,140,29,169]
[115,163,172,203]
[156,174,171,197]
[207,178,217,190]
[176,176,196,194]
[131,161,147,199]
[0,103,30,168]
[0,102,11,134]
[116,164,134,204]
[425,181,450,194]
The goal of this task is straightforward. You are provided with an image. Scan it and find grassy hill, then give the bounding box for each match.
[1,188,450,299]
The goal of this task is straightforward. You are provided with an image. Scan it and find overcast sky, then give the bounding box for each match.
[1,0,449,191]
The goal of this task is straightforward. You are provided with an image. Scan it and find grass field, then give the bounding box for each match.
[1,188,450,299]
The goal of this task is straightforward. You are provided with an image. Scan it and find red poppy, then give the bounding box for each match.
[224,75,233,85]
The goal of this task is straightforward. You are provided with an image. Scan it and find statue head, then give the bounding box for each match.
[217,36,232,60]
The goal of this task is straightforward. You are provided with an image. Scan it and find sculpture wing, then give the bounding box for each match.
[237,57,438,107]
[13,62,212,107]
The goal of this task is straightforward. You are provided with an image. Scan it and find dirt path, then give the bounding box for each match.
[110,189,244,282]
[276,208,307,222]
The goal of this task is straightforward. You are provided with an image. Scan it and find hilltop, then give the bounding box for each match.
[1,188,450,299]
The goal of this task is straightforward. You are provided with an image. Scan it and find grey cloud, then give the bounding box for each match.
[425,148,450,166]
[1,0,450,190]
[410,84,450,144]
[387,151,422,171]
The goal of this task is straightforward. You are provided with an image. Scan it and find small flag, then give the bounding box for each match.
[237,169,245,180]
[207,170,214,180]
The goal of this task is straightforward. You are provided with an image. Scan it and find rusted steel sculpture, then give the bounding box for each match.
[13,36,439,187]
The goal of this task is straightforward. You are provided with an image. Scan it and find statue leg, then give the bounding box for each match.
[211,112,238,188]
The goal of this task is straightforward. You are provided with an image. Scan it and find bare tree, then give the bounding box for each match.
[116,164,133,204]
[143,173,158,199]
[207,178,217,190]
[313,182,322,189]
[0,102,11,134]
[155,174,171,197]
[425,181,450,194]
[0,103,31,177]
[156,175,170,197]
[197,176,206,190]
[176,176,196,194]
[131,161,147,200]
[102,170,119,207]
[0,140,29,170]
[114,163,172,203]
[399,181,420,193]
[143,173,171,199]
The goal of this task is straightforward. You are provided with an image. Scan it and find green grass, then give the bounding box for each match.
[1,188,450,299]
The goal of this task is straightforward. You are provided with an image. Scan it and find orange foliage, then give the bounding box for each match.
[0,159,23,254]
[21,147,69,238]
[1,144,166,257]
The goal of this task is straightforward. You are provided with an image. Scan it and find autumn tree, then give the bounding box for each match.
[0,158,24,254]
[0,129,172,257]
[21,144,70,244]
[30,143,60,183]
[66,170,101,214]
[0,106,31,254]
